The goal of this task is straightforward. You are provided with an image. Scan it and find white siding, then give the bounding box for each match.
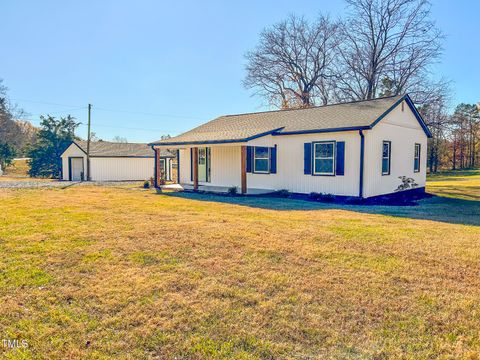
[178,132,361,196]
[363,100,427,198]
[90,157,154,181]
[248,132,361,196]
[61,143,156,181]
[179,149,191,184]
[174,100,427,197]
[61,144,86,180]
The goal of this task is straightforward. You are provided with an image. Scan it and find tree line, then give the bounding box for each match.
[244,0,479,172]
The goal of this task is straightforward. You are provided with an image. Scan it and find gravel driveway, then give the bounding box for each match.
[0,179,143,189]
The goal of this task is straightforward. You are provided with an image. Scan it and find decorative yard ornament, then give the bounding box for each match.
[395,176,418,192]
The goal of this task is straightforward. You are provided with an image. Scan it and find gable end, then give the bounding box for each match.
[369,94,432,138]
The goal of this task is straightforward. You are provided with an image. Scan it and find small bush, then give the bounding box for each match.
[143,180,150,189]
[274,189,290,198]
[309,192,335,202]
[227,186,238,196]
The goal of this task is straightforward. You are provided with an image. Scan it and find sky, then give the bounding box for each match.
[1,0,479,143]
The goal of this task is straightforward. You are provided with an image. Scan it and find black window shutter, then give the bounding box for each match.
[269,146,277,173]
[304,143,312,175]
[246,146,253,173]
[190,148,193,181]
[336,141,345,176]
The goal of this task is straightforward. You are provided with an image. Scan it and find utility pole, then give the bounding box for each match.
[86,104,92,181]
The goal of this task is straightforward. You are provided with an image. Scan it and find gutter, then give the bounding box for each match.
[359,130,365,198]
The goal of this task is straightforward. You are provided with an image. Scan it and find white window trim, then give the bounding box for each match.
[253,146,270,174]
[313,141,335,176]
[382,141,391,175]
[414,143,421,173]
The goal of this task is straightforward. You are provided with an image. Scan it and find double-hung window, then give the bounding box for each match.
[414,143,421,172]
[382,141,391,175]
[253,147,270,173]
[313,141,335,175]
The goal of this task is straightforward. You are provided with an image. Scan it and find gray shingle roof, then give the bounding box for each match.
[74,141,174,157]
[151,95,407,145]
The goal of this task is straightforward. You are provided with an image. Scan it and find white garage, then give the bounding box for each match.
[61,141,175,182]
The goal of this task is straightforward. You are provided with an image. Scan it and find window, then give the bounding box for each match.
[198,148,206,165]
[382,141,391,175]
[254,147,270,173]
[414,143,421,172]
[313,141,335,175]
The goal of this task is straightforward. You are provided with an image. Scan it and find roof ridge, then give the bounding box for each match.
[222,94,403,118]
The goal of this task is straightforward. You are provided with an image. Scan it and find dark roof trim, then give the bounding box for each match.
[60,141,87,157]
[272,125,370,136]
[369,94,432,138]
[89,155,155,158]
[150,127,284,146]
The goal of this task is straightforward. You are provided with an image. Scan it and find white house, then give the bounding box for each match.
[150,94,431,199]
[61,141,175,182]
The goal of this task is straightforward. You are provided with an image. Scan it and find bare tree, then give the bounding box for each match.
[0,79,35,156]
[112,136,128,143]
[336,0,443,101]
[244,15,341,109]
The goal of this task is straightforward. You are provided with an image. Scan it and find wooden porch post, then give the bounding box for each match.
[241,145,247,194]
[193,147,199,191]
[154,148,161,188]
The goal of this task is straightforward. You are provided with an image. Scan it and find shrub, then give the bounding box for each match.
[143,180,150,189]
[309,192,335,202]
[227,186,238,196]
[274,189,290,198]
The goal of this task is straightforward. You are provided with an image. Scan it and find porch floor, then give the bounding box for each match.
[161,183,274,195]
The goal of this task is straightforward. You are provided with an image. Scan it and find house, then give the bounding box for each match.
[150,94,431,199]
[61,141,175,182]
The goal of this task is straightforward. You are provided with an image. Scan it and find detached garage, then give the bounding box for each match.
[61,141,174,182]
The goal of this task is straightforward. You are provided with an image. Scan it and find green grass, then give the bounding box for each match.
[0,171,479,359]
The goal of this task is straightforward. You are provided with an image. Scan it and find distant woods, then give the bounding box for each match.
[244,0,479,172]
[0,79,37,160]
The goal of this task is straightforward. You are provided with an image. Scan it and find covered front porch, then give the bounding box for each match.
[153,144,274,195]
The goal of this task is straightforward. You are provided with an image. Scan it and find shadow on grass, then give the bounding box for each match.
[161,191,480,227]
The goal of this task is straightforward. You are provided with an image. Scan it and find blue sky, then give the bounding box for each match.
[1,0,478,142]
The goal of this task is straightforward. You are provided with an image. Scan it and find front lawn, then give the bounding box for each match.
[0,172,479,359]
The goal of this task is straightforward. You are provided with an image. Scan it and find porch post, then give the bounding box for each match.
[193,147,199,191]
[154,148,161,188]
[241,145,247,194]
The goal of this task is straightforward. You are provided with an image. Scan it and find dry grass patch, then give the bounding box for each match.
[0,173,479,359]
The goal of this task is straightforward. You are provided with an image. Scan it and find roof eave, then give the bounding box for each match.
[150,127,284,147]
[272,126,371,136]
[369,94,432,138]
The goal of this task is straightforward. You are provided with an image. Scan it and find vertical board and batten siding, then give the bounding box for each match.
[179,149,191,184]
[61,144,86,180]
[179,133,361,196]
[176,100,427,197]
[247,133,360,196]
[89,157,154,181]
[179,146,242,188]
[363,101,427,198]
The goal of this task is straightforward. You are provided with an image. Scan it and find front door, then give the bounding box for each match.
[197,147,210,182]
[70,157,84,181]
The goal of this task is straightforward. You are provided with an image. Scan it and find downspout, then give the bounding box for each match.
[359,130,365,199]
[151,145,158,188]
[176,149,180,184]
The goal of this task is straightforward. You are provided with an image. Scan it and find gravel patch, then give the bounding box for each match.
[0,180,143,189]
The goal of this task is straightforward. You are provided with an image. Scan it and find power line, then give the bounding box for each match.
[94,106,204,120]
[11,97,204,120]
